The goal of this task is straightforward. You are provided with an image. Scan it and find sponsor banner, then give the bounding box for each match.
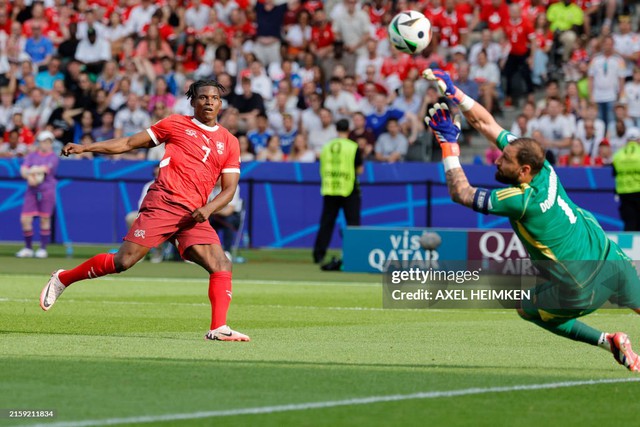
[342,227,468,273]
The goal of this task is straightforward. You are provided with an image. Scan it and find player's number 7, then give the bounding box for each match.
[201,145,211,163]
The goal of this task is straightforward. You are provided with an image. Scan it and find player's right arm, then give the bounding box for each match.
[60,130,153,157]
[422,68,506,149]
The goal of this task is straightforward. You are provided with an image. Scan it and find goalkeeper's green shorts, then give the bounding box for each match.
[521,245,640,323]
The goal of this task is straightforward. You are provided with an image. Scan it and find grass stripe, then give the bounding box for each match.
[19,378,640,427]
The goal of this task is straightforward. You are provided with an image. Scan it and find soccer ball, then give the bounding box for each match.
[388,10,432,54]
[419,231,442,250]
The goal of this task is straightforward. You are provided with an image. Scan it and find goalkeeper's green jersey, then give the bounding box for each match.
[474,131,611,285]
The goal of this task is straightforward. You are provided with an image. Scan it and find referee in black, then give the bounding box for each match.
[313,119,364,267]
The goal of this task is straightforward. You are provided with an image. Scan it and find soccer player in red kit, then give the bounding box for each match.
[39,80,250,342]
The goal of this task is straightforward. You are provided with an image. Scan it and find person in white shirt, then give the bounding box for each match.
[126,0,158,36]
[532,97,575,160]
[74,28,111,74]
[612,15,640,80]
[184,0,211,31]
[588,35,627,131]
[324,76,359,122]
[624,67,640,127]
[308,108,337,155]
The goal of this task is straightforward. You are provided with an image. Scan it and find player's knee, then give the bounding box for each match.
[211,255,232,273]
[113,253,139,272]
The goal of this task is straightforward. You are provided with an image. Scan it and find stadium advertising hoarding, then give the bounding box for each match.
[342,227,467,273]
[343,227,640,273]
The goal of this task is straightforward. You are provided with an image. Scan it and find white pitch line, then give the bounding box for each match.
[0,274,378,287]
[18,377,640,427]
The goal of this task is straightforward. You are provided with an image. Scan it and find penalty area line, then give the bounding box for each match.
[19,377,640,427]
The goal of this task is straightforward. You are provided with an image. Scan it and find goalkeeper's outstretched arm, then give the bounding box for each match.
[422,69,506,147]
[425,103,477,209]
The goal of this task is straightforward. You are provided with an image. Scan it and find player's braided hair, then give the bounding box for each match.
[185,79,227,100]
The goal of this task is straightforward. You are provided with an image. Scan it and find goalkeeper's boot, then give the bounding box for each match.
[608,332,640,372]
[40,269,66,311]
[204,325,250,342]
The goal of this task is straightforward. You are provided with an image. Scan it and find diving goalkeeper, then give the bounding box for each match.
[422,68,640,372]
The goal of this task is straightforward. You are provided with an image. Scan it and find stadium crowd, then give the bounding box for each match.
[0,0,638,166]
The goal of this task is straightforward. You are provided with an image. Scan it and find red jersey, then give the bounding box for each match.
[479,2,509,32]
[381,53,414,81]
[433,10,468,47]
[147,115,240,211]
[311,23,334,49]
[503,18,534,55]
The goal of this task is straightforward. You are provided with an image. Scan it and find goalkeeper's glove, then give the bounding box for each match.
[422,68,475,112]
[424,102,462,171]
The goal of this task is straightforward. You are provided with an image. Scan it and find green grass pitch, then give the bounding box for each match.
[1,246,639,426]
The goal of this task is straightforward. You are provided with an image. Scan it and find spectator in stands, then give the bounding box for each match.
[324,76,359,122]
[593,140,613,166]
[309,107,337,156]
[299,91,323,136]
[76,8,107,41]
[575,117,605,158]
[470,50,500,115]
[533,97,575,162]
[277,113,297,156]
[137,24,175,76]
[309,8,335,63]
[612,15,638,81]
[588,35,626,132]
[609,102,634,133]
[433,0,468,49]
[254,0,287,67]
[92,110,115,143]
[0,89,18,131]
[73,133,95,160]
[558,138,592,166]
[72,72,96,111]
[73,110,96,145]
[16,130,59,259]
[547,0,584,61]
[375,118,408,163]
[349,111,375,158]
[104,11,130,57]
[184,0,210,31]
[47,91,80,144]
[9,111,36,146]
[501,3,534,108]
[175,28,204,75]
[366,92,404,139]
[35,56,64,92]
[215,0,239,26]
[532,13,553,87]
[332,0,371,75]
[239,134,255,162]
[148,77,176,113]
[247,112,272,155]
[24,23,54,69]
[22,87,51,132]
[6,21,28,65]
[469,29,503,67]
[625,67,640,127]
[96,60,120,94]
[473,0,509,36]
[113,93,150,152]
[288,133,316,162]
[355,39,383,83]
[392,78,422,116]
[74,27,111,75]
[57,21,79,63]
[284,9,312,61]
[485,142,502,166]
[256,134,284,162]
[0,129,28,158]
[127,0,158,36]
[232,76,265,132]
[607,118,631,154]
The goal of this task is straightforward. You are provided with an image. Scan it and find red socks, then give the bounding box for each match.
[209,271,232,330]
[58,253,117,286]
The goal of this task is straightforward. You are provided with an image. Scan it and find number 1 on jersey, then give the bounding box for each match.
[201,145,211,162]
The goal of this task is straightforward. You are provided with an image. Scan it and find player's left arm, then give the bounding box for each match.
[425,103,477,208]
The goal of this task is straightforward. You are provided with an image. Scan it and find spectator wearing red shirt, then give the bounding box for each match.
[381,48,414,92]
[558,138,593,166]
[474,0,509,34]
[368,0,391,27]
[502,3,535,107]
[309,9,334,60]
[432,0,468,48]
[424,0,444,48]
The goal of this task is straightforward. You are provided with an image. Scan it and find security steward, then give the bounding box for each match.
[313,119,364,266]
[613,128,640,231]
